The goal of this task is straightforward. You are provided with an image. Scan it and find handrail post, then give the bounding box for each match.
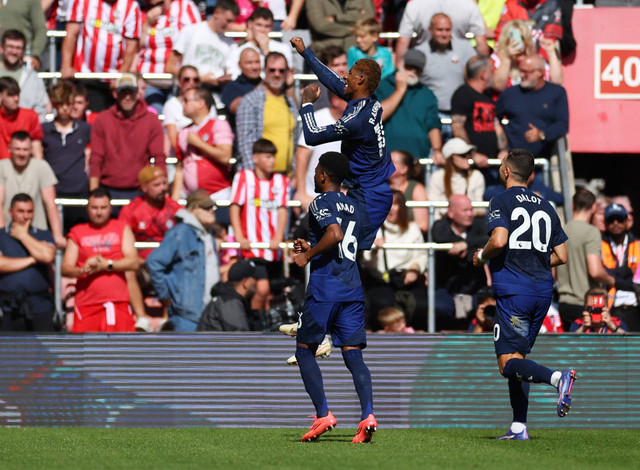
[427,204,436,333]
[54,202,64,325]
[557,137,573,220]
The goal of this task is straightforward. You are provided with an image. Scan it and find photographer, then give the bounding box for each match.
[570,288,627,334]
[469,287,496,333]
[197,260,257,332]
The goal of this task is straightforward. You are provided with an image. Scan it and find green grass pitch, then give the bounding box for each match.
[0,428,638,470]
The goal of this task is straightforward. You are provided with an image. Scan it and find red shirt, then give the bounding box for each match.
[118,196,181,259]
[0,108,43,159]
[68,218,130,306]
[177,117,234,195]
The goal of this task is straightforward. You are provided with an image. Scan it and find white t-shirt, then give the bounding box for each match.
[297,107,341,198]
[172,21,234,77]
[162,96,217,131]
[225,39,294,80]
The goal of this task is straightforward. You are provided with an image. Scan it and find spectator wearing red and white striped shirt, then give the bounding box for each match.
[61,0,142,111]
[229,138,290,311]
[229,138,290,263]
[138,0,200,112]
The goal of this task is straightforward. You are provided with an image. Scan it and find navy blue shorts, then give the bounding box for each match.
[347,184,392,250]
[297,295,367,349]
[494,294,551,356]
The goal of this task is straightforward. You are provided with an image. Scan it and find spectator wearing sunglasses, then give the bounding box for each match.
[162,65,217,152]
[601,203,640,332]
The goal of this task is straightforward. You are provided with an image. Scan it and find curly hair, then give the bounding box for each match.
[353,58,381,93]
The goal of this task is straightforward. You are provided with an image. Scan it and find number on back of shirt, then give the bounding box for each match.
[336,217,358,261]
[509,208,552,252]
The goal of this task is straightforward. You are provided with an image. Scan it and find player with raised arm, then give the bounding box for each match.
[290,37,394,249]
[293,151,376,444]
[473,149,576,440]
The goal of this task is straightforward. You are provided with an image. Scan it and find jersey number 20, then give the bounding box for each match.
[509,208,552,252]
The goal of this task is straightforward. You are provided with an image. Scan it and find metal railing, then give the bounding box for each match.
[53,197,473,333]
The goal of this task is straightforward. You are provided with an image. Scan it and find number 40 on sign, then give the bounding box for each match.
[595,44,640,99]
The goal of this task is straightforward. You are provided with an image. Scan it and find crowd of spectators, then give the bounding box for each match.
[0,0,637,335]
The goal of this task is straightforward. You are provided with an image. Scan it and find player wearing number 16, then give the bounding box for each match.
[292,152,377,444]
[473,149,576,440]
[290,37,395,250]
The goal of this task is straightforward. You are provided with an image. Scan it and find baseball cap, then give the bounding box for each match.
[403,49,426,71]
[115,73,138,91]
[138,165,166,185]
[186,189,215,210]
[442,138,476,159]
[605,203,628,221]
[228,259,256,282]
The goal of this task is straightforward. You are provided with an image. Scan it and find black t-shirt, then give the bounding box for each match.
[451,84,498,158]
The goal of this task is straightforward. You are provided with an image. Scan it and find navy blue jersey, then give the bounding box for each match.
[300,48,395,189]
[307,191,364,302]
[487,186,567,297]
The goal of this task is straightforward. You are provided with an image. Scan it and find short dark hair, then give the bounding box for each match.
[1,29,26,47]
[265,51,288,69]
[190,85,214,111]
[352,58,381,93]
[248,6,273,22]
[10,193,33,208]
[10,130,31,142]
[215,0,240,16]
[0,76,20,96]
[505,148,534,183]
[319,45,346,66]
[89,187,112,200]
[71,81,88,98]
[252,138,277,155]
[318,151,351,184]
[466,55,490,80]
[573,188,596,212]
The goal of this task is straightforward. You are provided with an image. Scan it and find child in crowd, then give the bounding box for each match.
[347,18,394,79]
[378,307,415,333]
[230,138,290,311]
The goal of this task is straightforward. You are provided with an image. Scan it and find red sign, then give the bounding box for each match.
[563,8,640,152]
[595,45,640,99]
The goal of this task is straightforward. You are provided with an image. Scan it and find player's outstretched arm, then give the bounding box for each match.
[290,37,347,100]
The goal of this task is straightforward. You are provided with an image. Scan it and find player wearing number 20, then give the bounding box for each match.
[473,149,576,440]
[293,152,377,444]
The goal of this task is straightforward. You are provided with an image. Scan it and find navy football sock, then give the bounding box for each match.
[342,348,373,420]
[296,345,328,417]
[502,358,553,384]
[508,378,530,423]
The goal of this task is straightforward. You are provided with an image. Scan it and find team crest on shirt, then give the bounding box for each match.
[166,220,174,229]
[138,222,147,230]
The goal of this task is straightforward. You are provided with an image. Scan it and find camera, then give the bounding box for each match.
[585,295,605,314]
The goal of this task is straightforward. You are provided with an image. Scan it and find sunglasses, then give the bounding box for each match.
[606,215,627,224]
[267,67,287,73]
[181,76,200,83]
